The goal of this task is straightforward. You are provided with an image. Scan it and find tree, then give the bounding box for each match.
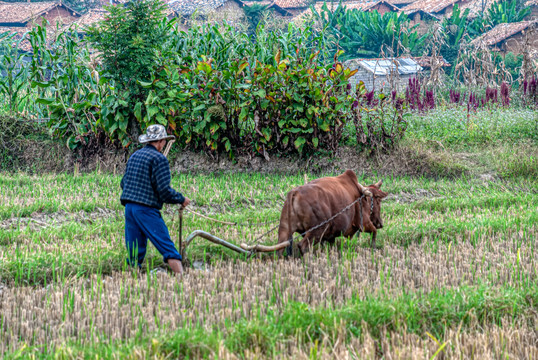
[86,0,169,143]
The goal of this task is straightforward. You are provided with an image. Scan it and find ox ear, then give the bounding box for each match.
[374,179,383,188]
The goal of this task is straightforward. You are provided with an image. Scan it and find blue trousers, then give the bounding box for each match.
[124,202,182,268]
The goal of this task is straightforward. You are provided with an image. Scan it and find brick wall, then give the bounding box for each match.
[38,6,79,26]
[502,31,538,54]
[372,4,392,15]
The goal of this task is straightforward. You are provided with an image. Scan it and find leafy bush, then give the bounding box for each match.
[139,51,357,157]
[85,0,169,145]
[440,5,470,68]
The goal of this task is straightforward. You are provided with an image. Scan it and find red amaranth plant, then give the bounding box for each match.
[449,89,461,104]
[500,82,510,107]
[405,77,423,111]
[524,76,538,107]
[424,90,435,110]
[485,87,498,105]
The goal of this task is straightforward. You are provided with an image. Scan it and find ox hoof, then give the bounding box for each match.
[285,242,303,258]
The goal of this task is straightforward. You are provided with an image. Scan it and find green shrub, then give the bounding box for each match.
[139,51,357,157]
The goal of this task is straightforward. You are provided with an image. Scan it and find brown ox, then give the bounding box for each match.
[241,170,387,255]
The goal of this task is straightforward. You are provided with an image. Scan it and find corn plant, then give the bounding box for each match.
[0,32,31,114]
[29,24,102,149]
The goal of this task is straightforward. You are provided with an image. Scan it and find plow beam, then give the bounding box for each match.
[183,230,250,259]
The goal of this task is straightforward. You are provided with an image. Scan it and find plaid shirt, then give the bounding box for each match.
[120,144,185,210]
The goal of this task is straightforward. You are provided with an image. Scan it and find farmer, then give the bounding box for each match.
[120,124,190,275]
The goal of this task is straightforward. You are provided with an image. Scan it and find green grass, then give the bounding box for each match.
[4,284,537,359]
[0,171,536,286]
[405,107,538,145]
[0,107,537,358]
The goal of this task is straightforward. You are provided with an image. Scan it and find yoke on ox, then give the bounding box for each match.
[241,170,388,256]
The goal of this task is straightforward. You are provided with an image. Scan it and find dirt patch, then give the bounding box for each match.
[171,145,461,178]
[0,208,120,231]
[6,131,469,178]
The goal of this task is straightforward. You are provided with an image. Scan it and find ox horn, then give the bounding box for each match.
[240,241,290,253]
[357,182,372,197]
[374,179,383,188]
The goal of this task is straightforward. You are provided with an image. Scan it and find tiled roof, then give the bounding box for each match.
[242,0,275,5]
[387,0,416,4]
[0,25,62,52]
[168,0,242,16]
[402,0,460,13]
[471,20,537,46]
[274,0,312,9]
[0,1,80,25]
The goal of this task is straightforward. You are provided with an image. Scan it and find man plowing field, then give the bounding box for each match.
[120,124,190,275]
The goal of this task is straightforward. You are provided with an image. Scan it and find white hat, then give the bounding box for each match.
[138,124,175,144]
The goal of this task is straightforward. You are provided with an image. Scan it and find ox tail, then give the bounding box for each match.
[278,190,296,255]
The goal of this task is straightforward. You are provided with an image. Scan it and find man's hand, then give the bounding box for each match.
[182,197,191,208]
[168,259,183,275]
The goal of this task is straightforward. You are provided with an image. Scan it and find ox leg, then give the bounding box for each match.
[325,237,336,245]
[298,233,315,256]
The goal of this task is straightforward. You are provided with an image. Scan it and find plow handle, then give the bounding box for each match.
[179,206,184,260]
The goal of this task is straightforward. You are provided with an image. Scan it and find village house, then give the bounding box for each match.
[344,57,423,92]
[401,0,467,17]
[0,1,81,27]
[0,1,81,52]
[168,0,246,28]
[404,9,440,34]
[471,20,538,54]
